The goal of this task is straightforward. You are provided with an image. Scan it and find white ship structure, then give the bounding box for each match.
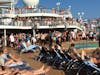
[0,0,83,35]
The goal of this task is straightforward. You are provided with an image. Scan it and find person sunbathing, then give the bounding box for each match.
[81,48,100,68]
[0,65,12,75]
[15,65,50,75]
[0,48,50,75]
[67,43,81,59]
[0,48,21,67]
[0,62,50,75]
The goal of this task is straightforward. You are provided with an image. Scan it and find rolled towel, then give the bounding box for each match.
[8,61,25,67]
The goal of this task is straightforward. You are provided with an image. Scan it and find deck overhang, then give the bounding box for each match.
[0,25,32,29]
[0,0,11,4]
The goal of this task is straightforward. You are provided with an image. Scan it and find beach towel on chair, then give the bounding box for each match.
[21,42,39,53]
[8,61,33,70]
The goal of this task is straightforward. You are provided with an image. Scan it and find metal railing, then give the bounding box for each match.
[2,8,71,15]
[0,19,82,27]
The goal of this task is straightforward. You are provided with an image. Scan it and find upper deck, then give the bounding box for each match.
[0,1,83,31]
[1,7,72,17]
[0,5,74,28]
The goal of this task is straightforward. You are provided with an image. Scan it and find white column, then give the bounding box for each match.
[4,29,7,47]
[33,28,36,37]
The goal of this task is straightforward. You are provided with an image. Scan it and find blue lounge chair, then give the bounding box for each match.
[8,61,33,70]
[20,41,40,54]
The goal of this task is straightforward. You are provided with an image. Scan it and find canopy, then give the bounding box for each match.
[0,0,12,4]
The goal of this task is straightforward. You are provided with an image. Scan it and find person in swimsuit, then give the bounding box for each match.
[15,65,50,75]
[0,65,12,75]
[0,65,50,75]
[81,48,100,68]
[0,48,20,67]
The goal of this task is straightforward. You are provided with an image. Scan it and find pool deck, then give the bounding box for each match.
[5,41,99,75]
[62,40,98,48]
[62,41,98,55]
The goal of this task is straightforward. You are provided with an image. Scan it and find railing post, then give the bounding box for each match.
[99,28,100,47]
[4,29,7,47]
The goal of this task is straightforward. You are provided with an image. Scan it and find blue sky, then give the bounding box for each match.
[16,0,100,19]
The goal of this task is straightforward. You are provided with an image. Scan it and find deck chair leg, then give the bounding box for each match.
[20,49,26,54]
[32,49,35,53]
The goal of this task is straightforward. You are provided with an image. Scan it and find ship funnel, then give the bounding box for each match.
[23,0,39,8]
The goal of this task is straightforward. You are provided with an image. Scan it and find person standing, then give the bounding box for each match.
[9,33,15,48]
[98,33,100,47]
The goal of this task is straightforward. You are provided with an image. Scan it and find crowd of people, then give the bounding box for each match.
[0,3,99,75]
[0,48,50,75]
[0,29,99,75]
[0,43,100,75]
[0,29,99,49]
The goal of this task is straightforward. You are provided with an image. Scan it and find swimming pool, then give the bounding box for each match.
[74,42,99,49]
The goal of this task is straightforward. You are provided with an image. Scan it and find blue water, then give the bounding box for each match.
[74,42,99,49]
[97,28,100,32]
[74,27,99,49]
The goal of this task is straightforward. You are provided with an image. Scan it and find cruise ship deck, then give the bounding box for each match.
[0,0,83,31]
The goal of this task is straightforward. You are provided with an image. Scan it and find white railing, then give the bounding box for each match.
[0,19,83,30]
[2,8,71,15]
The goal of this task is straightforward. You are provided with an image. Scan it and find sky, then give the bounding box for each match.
[15,0,100,19]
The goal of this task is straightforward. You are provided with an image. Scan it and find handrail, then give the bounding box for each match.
[0,20,82,28]
[2,8,71,15]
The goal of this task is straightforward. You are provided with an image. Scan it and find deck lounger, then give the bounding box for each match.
[8,61,24,67]
[8,61,32,70]
[21,41,39,53]
[0,56,24,67]
[0,56,5,66]
[0,56,32,70]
